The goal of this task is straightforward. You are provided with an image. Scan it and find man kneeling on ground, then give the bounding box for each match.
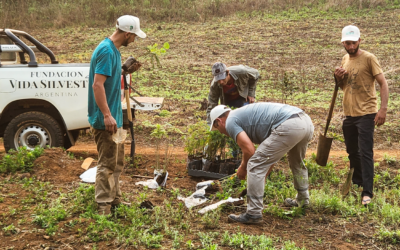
[206,62,259,125]
[210,103,314,224]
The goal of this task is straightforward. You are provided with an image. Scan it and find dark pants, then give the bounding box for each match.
[225,97,249,108]
[342,113,375,198]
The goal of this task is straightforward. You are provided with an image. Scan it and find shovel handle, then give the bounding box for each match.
[123,74,133,122]
[324,76,340,137]
[123,73,135,162]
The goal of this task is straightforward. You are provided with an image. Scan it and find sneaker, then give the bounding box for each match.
[228,213,262,224]
[111,198,131,208]
[97,203,111,215]
[284,198,309,208]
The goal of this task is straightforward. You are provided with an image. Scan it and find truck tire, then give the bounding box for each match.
[3,111,64,152]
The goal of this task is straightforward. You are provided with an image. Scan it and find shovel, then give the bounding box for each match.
[123,73,135,164]
[340,167,354,196]
[315,76,339,166]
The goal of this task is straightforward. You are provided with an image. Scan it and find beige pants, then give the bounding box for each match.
[93,129,125,204]
[247,112,314,216]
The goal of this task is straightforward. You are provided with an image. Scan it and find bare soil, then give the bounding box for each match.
[0,134,399,249]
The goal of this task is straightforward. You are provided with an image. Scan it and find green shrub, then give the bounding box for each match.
[0,147,44,173]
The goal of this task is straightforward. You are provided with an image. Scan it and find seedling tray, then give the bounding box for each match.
[186,158,240,179]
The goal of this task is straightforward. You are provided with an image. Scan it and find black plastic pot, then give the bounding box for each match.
[186,157,240,179]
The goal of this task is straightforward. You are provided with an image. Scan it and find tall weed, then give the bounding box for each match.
[1,0,398,29]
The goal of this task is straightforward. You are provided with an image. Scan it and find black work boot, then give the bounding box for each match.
[228,213,262,224]
[284,198,309,208]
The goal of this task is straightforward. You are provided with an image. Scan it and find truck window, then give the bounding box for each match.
[0,36,17,64]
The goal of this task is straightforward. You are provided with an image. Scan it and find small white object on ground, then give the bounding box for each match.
[80,166,97,183]
[155,170,168,187]
[178,186,208,208]
[135,170,168,189]
[136,179,159,189]
[178,180,215,208]
[198,197,242,214]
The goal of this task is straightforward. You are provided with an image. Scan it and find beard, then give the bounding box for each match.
[345,44,359,55]
[122,37,129,47]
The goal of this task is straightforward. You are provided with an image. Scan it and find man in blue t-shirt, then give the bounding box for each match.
[88,15,146,215]
[210,103,314,224]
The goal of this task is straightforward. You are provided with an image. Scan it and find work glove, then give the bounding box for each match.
[122,56,142,74]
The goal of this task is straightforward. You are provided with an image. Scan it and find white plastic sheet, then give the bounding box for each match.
[178,180,215,208]
[135,179,159,189]
[198,197,242,214]
[80,166,97,183]
[135,170,168,189]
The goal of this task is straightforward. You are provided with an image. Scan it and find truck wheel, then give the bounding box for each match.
[3,111,64,152]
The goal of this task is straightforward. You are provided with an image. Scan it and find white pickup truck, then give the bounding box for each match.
[0,29,163,152]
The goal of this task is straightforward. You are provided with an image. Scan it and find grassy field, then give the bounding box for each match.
[30,4,400,149]
[1,3,400,250]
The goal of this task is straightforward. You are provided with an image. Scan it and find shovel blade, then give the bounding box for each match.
[340,167,354,196]
[316,134,333,166]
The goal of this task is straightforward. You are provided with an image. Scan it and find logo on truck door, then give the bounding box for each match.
[9,79,87,89]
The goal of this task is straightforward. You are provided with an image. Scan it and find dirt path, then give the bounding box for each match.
[1,140,398,161]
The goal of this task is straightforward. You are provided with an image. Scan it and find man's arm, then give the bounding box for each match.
[374,73,389,126]
[206,81,221,125]
[235,131,255,180]
[92,73,117,133]
[247,69,258,103]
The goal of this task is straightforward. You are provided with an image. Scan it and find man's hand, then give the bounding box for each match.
[374,108,387,126]
[247,96,255,103]
[237,165,247,180]
[122,56,142,74]
[334,66,347,80]
[374,73,389,127]
[104,114,117,134]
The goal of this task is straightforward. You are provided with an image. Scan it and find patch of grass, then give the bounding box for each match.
[383,153,397,165]
[198,232,220,249]
[158,109,171,117]
[305,159,340,185]
[33,196,68,235]
[311,189,359,217]
[0,146,44,173]
[201,208,221,229]
[377,226,400,245]
[221,231,306,249]
[2,223,18,236]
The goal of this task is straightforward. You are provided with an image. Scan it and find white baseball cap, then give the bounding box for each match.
[116,15,146,39]
[341,25,360,42]
[209,105,231,131]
